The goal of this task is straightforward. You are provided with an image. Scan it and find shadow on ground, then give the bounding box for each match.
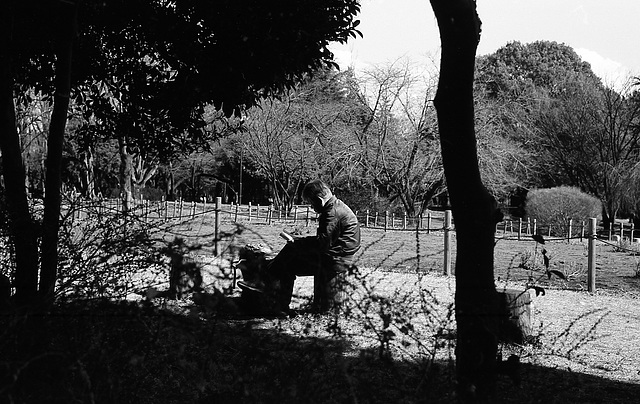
[1,300,638,403]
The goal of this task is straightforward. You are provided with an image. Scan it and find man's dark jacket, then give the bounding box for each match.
[316,196,360,259]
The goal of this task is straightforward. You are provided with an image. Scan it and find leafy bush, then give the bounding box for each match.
[525,186,601,237]
[55,195,168,302]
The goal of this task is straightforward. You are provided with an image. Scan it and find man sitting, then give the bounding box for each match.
[242,179,360,316]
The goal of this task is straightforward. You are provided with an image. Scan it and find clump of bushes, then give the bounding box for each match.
[525,186,600,237]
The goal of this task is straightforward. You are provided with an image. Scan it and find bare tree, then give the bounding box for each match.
[474,93,535,202]
[240,96,319,210]
[353,60,445,215]
[534,77,640,224]
[15,94,50,195]
[239,69,363,209]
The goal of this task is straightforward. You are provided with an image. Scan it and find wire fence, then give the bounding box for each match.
[61,197,640,294]
[74,197,640,241]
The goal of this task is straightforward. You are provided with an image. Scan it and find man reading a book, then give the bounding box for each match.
[255,179,361,315]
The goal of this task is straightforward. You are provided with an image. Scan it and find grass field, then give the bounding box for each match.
[171,214,640,295]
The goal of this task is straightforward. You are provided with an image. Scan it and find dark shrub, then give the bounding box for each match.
[525,186,601,237]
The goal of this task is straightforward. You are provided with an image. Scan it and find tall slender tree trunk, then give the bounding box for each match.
[190,164,197,201]
[430,1,501,402]
[40,1,77,304]
[118,136,133,211]
[81,147,96,198]
[0,41,39,306]
[167,162,175,200]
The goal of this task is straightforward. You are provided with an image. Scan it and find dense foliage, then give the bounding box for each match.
[1,0,363,304]
[476,41,640,222]
[12,31,639,221]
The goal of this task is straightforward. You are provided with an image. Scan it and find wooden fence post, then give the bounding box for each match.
[374,212,379,227]
[179,198,184,219]
[620,222,624,241]
[587,218,597,292]
[427,212,432,234]
[443,210,452,276]
[403,212,407,230]
[164,199,168,221]
[214,197,221,256]
[306,206,311,227]
[267,204,273,225]
[518,218,522,241]
[384,211,389,232]
[608,222,613,240]
[533,219,537,236]
[568,219,573,243]
[248,202,252,222]
[202,197,207,218]
[365,210,370,227]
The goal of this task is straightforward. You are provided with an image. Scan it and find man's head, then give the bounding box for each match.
[303,179,333,212]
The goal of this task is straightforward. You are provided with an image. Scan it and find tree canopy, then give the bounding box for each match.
[1,0,363,305]
[475,40,640,222]
[476,40,601,99]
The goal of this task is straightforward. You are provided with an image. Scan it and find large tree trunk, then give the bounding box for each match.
[0,21,39,305]
[40,1,77,304]
[430,1,501,402]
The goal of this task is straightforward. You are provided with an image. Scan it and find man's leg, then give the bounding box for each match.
[267,237,321,311]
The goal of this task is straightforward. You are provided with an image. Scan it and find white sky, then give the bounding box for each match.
[329,0,640,88]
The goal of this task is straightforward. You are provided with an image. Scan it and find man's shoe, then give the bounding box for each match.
[237,280,265,293]
[270,309,290,319]
[268,303,298,319]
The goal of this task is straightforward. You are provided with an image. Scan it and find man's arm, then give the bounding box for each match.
[316,207,339,252]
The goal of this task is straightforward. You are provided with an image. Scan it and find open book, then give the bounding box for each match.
[279,231,294,243]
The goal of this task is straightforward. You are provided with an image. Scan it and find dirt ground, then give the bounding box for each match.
[172,218,640,385]
[286,271,640,384]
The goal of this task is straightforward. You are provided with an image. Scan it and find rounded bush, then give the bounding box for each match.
[525,186,601,237]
